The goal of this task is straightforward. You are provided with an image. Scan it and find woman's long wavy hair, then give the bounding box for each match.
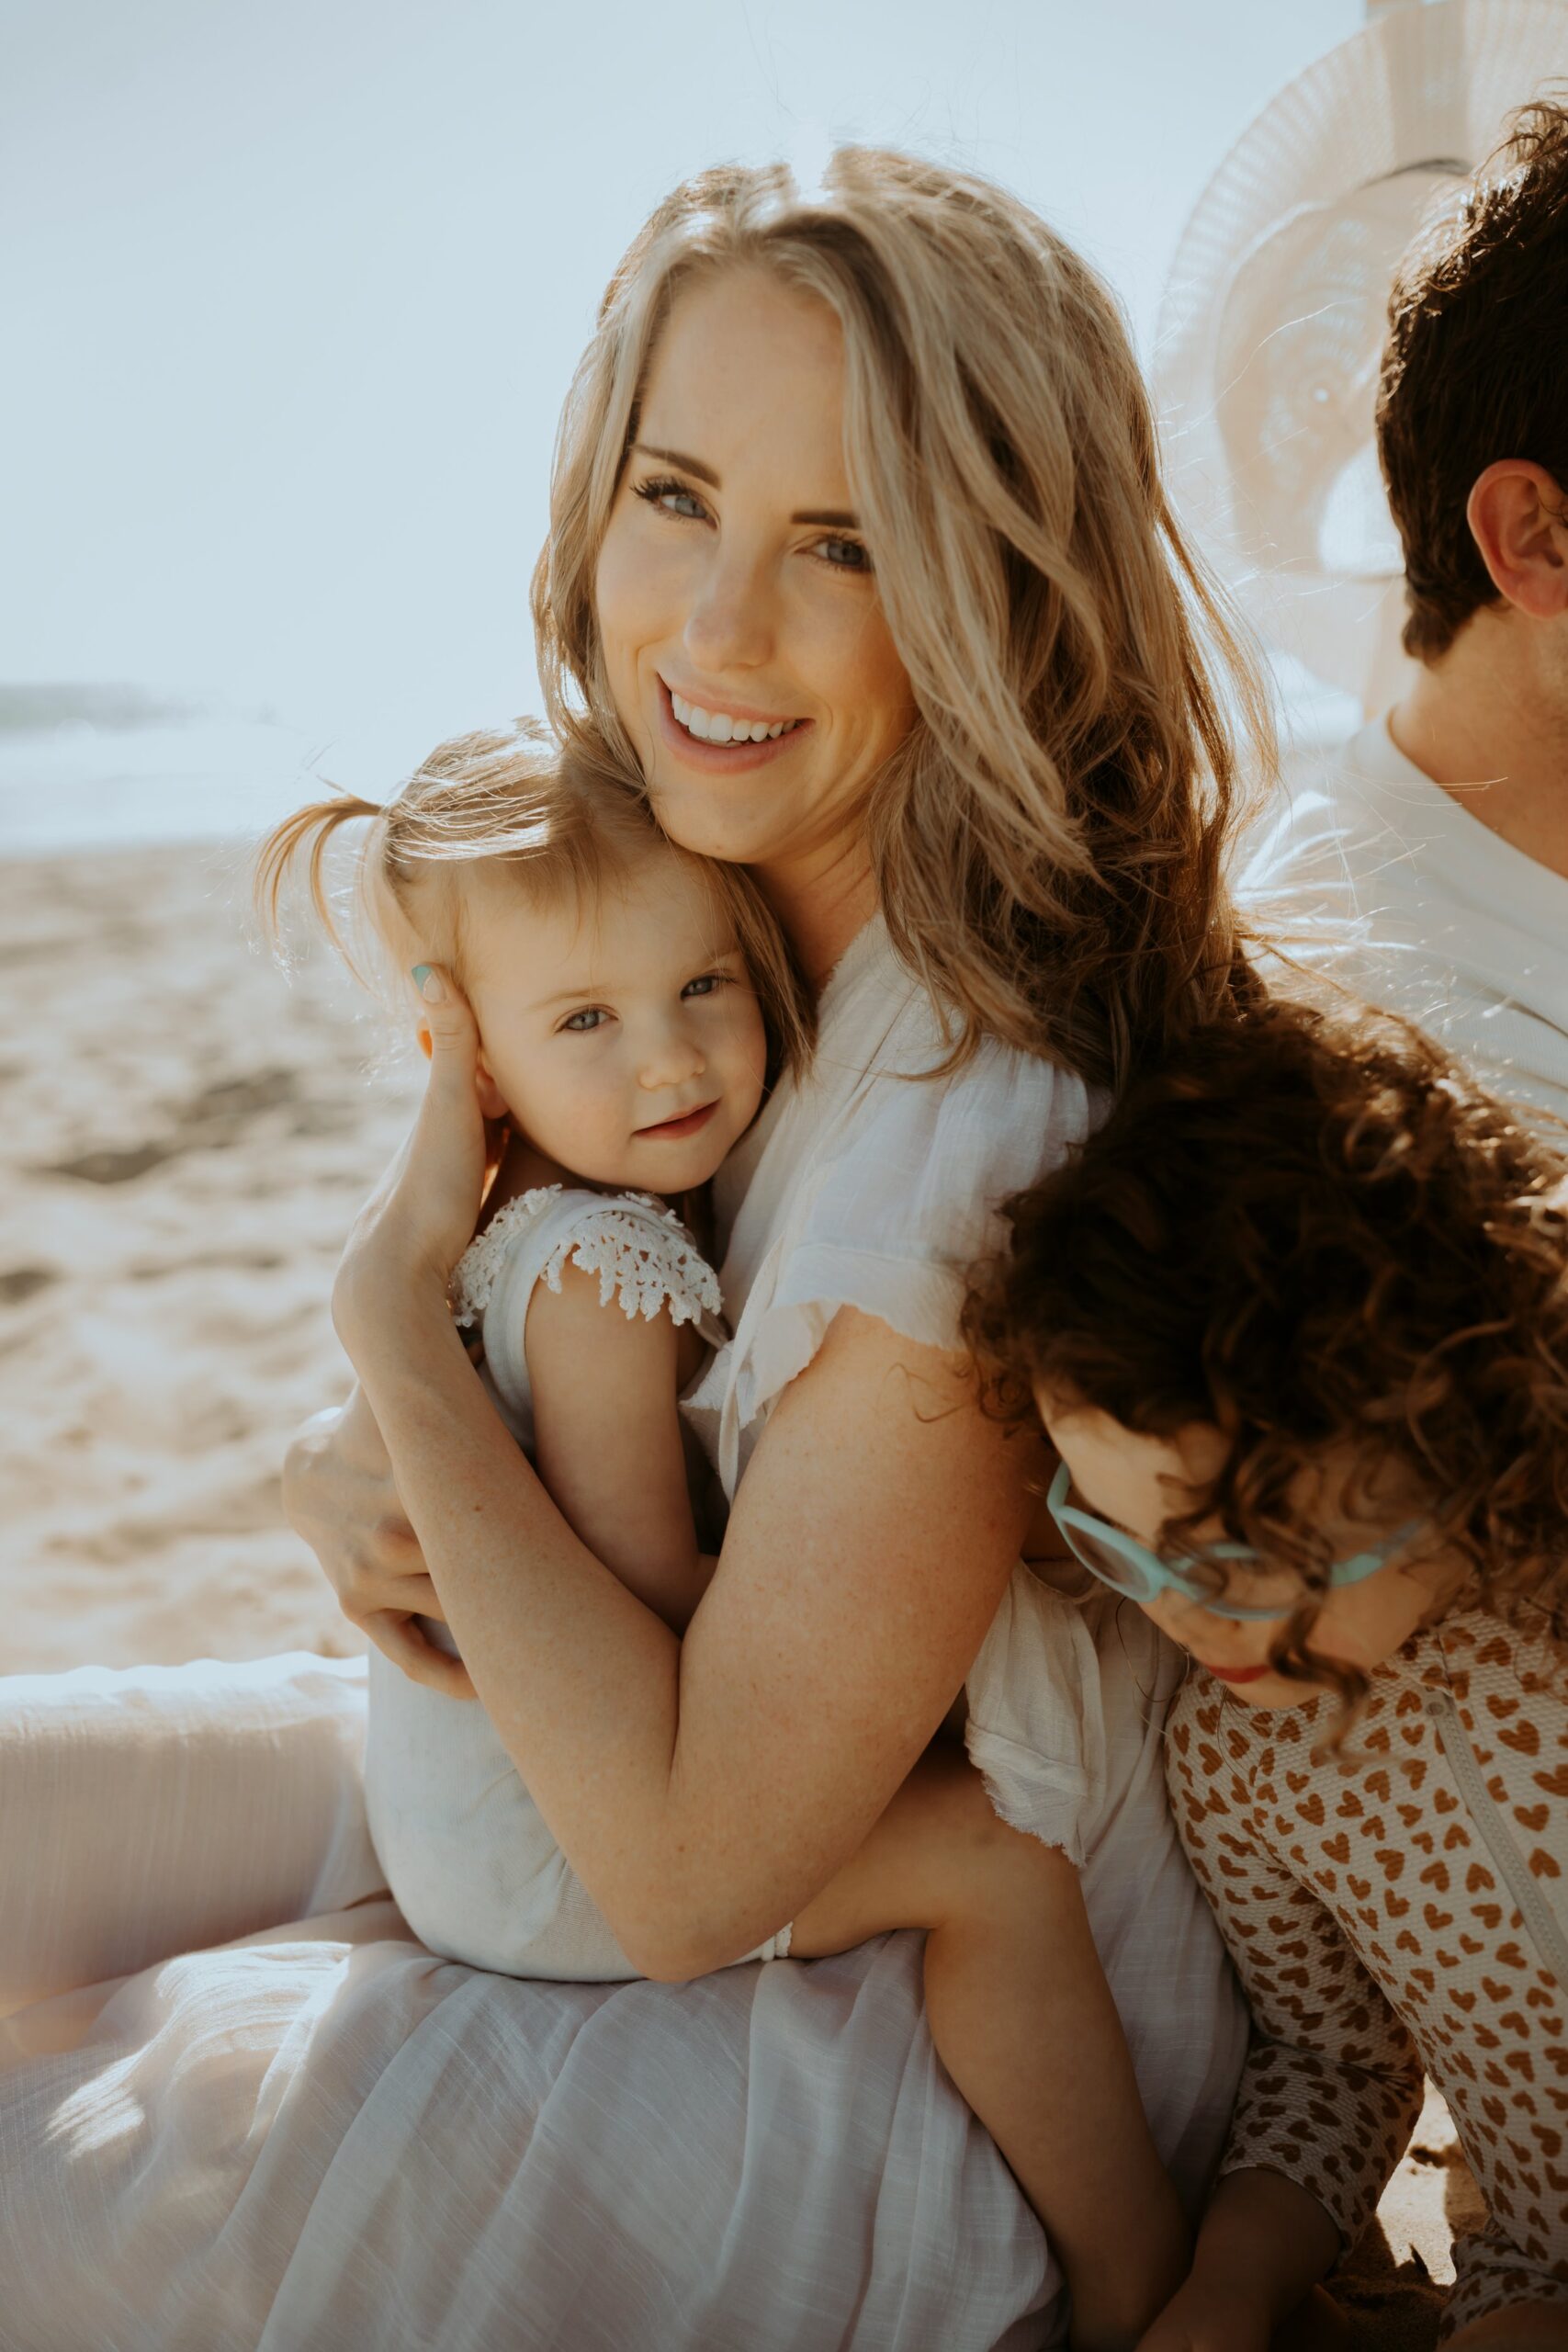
[534,146,1274,1090]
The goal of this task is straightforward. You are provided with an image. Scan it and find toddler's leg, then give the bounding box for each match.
[791,1747,1188,2352]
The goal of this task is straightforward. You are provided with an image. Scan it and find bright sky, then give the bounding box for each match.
[4,0,1363,754]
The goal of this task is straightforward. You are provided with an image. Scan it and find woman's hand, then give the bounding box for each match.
[283,1391,477,1698]
[332,965,488,1363]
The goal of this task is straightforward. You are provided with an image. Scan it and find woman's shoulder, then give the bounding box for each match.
[810,923,1100,1235]
[701,933,1100,1468]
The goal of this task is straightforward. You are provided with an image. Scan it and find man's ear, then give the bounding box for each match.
[1466,459,1568,621]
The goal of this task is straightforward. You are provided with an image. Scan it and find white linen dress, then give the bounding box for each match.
[0,917,1247,2352]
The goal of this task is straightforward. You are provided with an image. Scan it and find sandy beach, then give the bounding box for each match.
[1,838,417,1677]
[2,836,1472,2342]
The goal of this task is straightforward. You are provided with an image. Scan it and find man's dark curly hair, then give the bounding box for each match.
[963,994,1568,1709]
[1379,96,1568,662]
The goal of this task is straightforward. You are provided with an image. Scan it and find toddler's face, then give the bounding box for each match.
[447,850,769,1194]
[1034,1393,1461,1708]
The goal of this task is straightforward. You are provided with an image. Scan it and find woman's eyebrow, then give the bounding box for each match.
[630,443,858,528]
[634,441,719,486]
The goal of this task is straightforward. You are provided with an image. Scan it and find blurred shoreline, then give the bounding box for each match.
[0,835,417,1677]
[0,710,339,854]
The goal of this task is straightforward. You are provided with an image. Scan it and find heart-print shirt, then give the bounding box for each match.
[1167,1599,1568,2339]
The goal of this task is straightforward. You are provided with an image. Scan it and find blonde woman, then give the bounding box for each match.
[2,153,1265,2350]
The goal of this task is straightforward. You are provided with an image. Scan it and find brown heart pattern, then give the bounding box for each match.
[1164,1606,1568,2335]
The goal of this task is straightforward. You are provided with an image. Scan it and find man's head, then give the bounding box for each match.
[1378,98,1568,664]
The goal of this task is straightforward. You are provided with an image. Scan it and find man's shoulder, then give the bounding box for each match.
[1239,713,1568,1125]
[1239,717,1410,903]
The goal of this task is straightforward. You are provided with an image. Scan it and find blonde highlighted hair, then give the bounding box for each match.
[254,719,813,1083]
[534,147,1272,1091]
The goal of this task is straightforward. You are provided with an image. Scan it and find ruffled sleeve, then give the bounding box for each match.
[775,1042,1077,1344]
[452,1188,727,1435]
[963,1568,1106,1864]
[689,959,1097,1498]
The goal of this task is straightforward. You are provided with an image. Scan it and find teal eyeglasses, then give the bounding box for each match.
[1044,1462,1423,1623]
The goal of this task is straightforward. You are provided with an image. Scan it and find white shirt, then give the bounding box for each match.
[1242,714,1568,1121]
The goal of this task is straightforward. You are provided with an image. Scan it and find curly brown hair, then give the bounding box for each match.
[963,993,1568,1708]
[1379,96,1568,662]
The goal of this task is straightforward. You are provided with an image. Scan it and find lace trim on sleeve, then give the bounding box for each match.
[541,1195,723,1327]
[450,1188,562,1329]
[449,1186,722,1330]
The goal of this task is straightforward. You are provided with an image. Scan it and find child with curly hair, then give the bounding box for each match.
[964,995,1568,2351]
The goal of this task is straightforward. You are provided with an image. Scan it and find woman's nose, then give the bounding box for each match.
[682,541,775,675]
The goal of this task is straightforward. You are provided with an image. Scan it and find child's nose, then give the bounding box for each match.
[638,1025,706,1091]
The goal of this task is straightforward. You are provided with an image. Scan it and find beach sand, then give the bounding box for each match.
[3,840,1466,2346]
[2,839,416,1677]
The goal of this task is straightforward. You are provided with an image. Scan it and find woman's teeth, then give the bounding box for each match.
[670,691,802,745]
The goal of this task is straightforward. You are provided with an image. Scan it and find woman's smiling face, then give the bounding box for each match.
[593,265,918,886]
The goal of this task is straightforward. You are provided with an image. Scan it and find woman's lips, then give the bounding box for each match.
[637,1101,718,1141]
[655,680,812,772]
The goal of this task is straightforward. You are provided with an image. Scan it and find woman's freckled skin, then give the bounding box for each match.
[593,266,918,922]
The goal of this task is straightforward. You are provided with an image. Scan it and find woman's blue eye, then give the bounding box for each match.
[634,478,708,523]
[561,1008,608,1033]
[818,537,872,572]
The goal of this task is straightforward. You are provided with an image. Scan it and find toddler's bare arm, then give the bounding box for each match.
[525,1264,711,1632]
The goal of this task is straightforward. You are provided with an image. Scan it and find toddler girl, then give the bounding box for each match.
[259,720,1189,2352]
[964,993,1568,2349]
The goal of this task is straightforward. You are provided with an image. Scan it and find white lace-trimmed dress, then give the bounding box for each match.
[364,1183,792,1978]
[0,916,1247,2352]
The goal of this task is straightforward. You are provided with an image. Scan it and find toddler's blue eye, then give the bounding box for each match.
[561,1008,607,1033]
[682,974,727,999]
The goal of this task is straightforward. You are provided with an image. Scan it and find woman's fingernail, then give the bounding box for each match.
[412,964,445,1004]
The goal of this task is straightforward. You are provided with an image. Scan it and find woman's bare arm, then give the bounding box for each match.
[348,1288,1037,1979]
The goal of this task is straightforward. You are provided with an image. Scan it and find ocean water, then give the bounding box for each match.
[0,701,515,856]
[0,713,337,854]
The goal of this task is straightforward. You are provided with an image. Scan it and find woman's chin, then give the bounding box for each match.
[644,773,787,868]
